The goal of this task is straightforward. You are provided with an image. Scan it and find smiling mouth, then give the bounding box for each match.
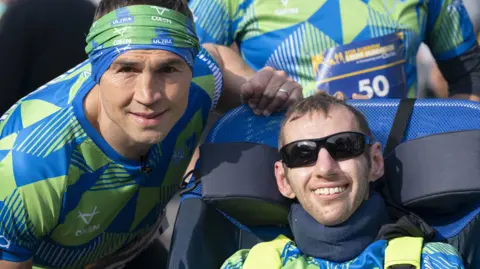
[129,109,169,126]
[312,184,349,196]
[131,110,166,119]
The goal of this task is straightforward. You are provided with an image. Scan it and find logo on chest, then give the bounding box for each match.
[172,133,197,164]
[75,206,101,237]
[275,0,298,15]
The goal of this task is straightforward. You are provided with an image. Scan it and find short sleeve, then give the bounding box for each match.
[421,242,465,269]
[0,167,38,261]
[189,0,243,46]
[426,0,477,60]
[0,134,66,262]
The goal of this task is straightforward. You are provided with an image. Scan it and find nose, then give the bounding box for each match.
[312,147,337,178]
[134,71,163,106]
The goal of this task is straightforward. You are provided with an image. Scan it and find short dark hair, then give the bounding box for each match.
[94,0,192,20]
[279,92,373,148]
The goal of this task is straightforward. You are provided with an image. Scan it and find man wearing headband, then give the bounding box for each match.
[221,93,464,268]
[0,0,301,268]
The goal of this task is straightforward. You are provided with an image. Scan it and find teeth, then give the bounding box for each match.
[314,186,346,195]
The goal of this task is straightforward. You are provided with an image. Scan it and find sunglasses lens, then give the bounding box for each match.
[281,132,369,168]
[282,140,318,168]
[326,132,366,159]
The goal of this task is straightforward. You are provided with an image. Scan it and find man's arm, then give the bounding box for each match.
[426,0,480,100]
[201,43,255,113]
[183,44,302,182]
[0,113,61,266]
[436,44,480,101]
[0,259,32,269]
[0,183,39,267]
[203,43,303,116]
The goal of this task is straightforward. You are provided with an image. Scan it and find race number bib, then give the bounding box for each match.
[314,33,407,98]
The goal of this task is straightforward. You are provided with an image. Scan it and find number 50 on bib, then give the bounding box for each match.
[314,33,407,99]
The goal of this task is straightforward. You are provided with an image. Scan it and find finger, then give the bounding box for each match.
[316,89,337,98]
[240,81,260,107]
[248,98,261,108]
[333,91,347,101]
[257,70,289,111]
[352,93,370,100]
[262,85,294,116]
[249,99,263,115]
[246,93,262,111]
[240,68,274,106]
[279,86,303,111]
[240,82,254,105]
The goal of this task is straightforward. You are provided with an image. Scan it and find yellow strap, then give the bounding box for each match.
[384,237,423,269]
[243,235,291,269]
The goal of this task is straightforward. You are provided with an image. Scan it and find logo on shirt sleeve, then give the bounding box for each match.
[0,235,11,249]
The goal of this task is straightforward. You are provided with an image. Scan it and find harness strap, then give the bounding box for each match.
[242,235,290,269]
[384,236,423,269]
[384,98,416,157]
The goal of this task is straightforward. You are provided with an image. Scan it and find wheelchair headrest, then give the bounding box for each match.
[385,130,480,214]
[199,142,291,226]
[197,99,480,224]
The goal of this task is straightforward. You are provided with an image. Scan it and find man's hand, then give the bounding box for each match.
[240,66,303,116]
[316,89,371,101]
[351,93,371,100]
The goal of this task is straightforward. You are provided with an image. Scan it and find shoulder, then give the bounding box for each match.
[221,249,251,269]
[250,234,292,253]
[0,102,82,191]
[221,235,292,269]
[194,46,223,79]
[189,0,245,12]
[0,60,92,136]
[0,62,93,188]
[421,242,464,268]
[191,47,224,107]
[0,129,73,240]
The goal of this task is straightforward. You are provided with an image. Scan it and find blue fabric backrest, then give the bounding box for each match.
[182,99,480,239]
[206,99,480,150]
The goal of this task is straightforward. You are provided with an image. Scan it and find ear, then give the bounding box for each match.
[368,142,384,182]
[274,161,296,199]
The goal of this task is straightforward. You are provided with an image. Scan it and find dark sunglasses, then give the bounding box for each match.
[279,131,373,168]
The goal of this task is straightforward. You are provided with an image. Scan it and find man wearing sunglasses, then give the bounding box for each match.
[221,93,464,269]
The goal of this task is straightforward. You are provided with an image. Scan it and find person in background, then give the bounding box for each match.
[190,0,480,102]
[0,0,96,114]
[416,44,449,98]
[464,0,480,33]
[416,0,480,100]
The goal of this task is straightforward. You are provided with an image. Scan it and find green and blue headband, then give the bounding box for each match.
[85,5,200,83]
